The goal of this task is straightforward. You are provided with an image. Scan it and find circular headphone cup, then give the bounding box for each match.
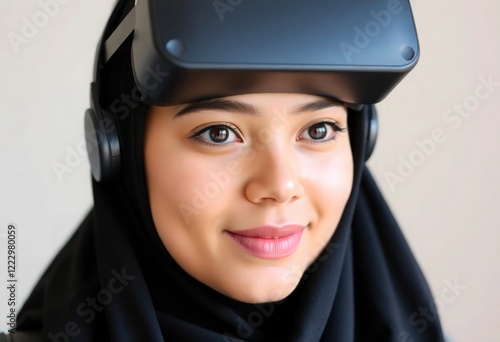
[85,92,120,182]
[365,104,379,161]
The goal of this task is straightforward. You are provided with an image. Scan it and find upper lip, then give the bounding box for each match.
[226,224,306,238]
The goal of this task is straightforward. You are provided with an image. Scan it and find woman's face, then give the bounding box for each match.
[145,93,353,303]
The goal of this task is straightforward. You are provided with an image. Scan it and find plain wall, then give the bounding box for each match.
[1,1,499,340]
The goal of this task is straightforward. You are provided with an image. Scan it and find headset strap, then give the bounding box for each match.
[103,6,136,63]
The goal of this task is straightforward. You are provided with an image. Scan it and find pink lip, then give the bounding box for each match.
[226,225,305,259]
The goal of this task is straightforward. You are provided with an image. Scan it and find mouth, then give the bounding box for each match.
[225,224,306,259]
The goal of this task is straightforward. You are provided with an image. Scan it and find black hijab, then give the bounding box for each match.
[16,1,445,341]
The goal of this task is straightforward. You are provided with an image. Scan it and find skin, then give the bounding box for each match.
[144,93,353,303]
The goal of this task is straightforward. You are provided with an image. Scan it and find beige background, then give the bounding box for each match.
[1,1,499,340]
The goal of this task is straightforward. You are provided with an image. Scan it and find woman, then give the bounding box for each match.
[10,0,445,341]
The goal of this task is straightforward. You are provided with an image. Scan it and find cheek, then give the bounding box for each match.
[145,136,239,233]
[300,146,354,229]
[303,149,353,200]
[147,150,201,216]
[325,152,353,197]
[144,140,222,271]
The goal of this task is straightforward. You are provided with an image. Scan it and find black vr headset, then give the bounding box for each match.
[86,0,419,181]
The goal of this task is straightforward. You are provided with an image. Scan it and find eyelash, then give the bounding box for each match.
[190,120,346,146]
[297,120,347,144]
[190,123,242,147]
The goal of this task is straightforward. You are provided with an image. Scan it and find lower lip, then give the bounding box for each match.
[226,230,304,259]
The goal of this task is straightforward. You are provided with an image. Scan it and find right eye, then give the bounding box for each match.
[297,120,346,144]
[191,123,243,146]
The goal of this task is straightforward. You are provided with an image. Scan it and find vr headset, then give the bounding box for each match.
[86,0,419,181]
[102,0,419,107]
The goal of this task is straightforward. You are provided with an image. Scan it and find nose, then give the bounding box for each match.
[244,144,304,205]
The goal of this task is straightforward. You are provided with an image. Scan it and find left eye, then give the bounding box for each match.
[193,124,242,145]
[298,122,340,142]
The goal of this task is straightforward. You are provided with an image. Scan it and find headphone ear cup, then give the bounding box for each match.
[84,107,121,182]
[364,104,379,161]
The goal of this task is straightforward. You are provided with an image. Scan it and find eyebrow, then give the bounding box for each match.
[174,96,344,118]
[290,98,344,114]
[175,98,258,117]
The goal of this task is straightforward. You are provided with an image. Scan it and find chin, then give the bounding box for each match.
[221,269,302,304]
[231,287,296,304]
